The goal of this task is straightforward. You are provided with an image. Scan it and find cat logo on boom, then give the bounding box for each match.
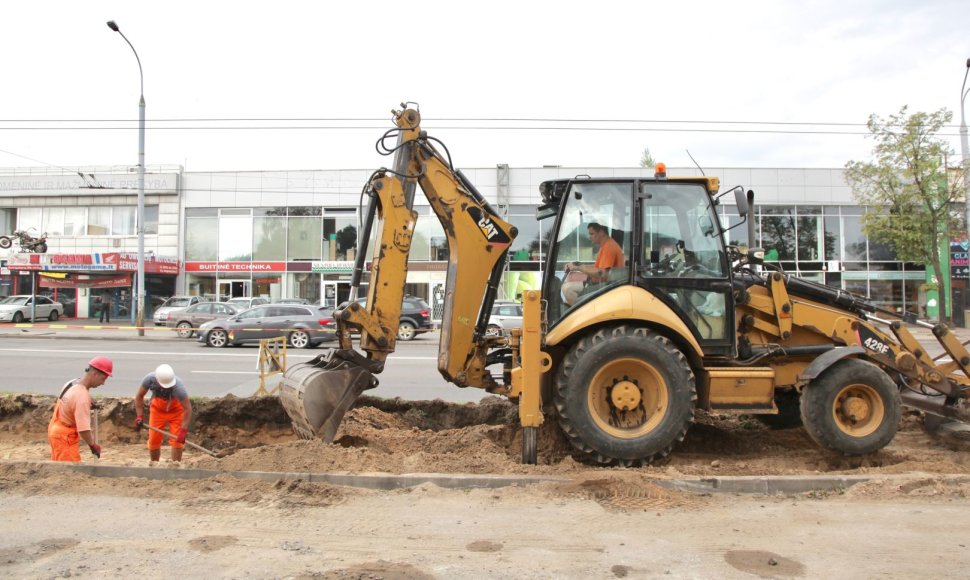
[466,207,511,246]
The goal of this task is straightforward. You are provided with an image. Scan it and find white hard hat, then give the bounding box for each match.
[155,364,177,388]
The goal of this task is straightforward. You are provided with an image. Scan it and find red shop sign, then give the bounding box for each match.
[185,262,286,272]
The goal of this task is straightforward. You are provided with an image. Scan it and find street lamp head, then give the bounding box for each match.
[106,20,119,32]
[966,57,970,69]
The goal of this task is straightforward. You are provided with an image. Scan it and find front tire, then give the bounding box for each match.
[288,330,311,349]
[176,322,194,339]
[0,237,11,249]
[397,321,417,341]
[800,358,901,455]
[48,310,59,322]
[206,329,228,348]
[554,325,696,465]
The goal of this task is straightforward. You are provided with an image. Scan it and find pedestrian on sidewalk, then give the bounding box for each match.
[47,356,112,462]
[133,363,193,463]
[98,292,112,323]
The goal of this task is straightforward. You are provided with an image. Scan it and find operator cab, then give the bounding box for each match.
[539,176,737,356]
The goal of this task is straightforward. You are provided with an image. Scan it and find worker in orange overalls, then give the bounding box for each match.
[133,363,193,462]
[48,356,113,461]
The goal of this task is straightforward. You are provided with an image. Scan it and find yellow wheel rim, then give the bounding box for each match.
[832,383,885,437]
[587,357,669,439]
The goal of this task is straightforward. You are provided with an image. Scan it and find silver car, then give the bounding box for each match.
[153,296,202,326]
[164,301,239,338]
[0,295,64,323]
[226,297,270,310]
[197,304,337,349]
[485,301,523,336]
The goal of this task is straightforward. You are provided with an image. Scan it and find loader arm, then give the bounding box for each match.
[337,107,517,387]
[280,107,518,441]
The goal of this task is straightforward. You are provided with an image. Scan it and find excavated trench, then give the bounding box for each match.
[1,393,969,477]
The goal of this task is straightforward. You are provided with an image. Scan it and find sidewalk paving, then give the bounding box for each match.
[0,317,181,341]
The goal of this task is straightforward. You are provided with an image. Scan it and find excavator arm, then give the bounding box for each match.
[280,106,518,440]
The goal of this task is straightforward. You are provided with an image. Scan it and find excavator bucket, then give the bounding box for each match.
[279,349,379,442]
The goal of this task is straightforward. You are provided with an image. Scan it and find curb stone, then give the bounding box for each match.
[7,460,970,495]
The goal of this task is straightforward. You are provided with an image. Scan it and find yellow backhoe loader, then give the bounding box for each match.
[280,104,970,465]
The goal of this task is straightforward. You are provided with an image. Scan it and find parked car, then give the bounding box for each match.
[153,296,202,326]
[164,301,240,338]
[352,295,434,341]
[485,301,523,336]
[226,296,271,310]
[0,295,63,323]
[277,298,310,305]
[197,304,337,349]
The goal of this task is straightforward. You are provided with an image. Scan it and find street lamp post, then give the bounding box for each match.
[107,20,146,336]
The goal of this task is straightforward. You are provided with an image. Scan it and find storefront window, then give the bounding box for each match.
[185,218,217,261]
[253,216,286,261]
[323,212,357,261]
[186,273,216,300]
[88,207,110,235]
[219,211,253,262]
[428,220,449,261]
[144,205,159,235]
[287,272,320,302]
[18,208,41,232]
[42,208,64,235]
[64,208,87,236]
[842,215,867,262]
[253,275,282,301]
[113,207,136,235]
[824,215,841,260]
[287,217,322,260]
[796,216,821,261]
[410,215,432,261]
[508,213,540,261]
[760,207,796,261]
[0,208,15,234]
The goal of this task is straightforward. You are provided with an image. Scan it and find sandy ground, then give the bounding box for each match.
[2,394,970,578]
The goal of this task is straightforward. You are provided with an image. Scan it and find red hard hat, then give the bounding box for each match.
[88,356,113,377]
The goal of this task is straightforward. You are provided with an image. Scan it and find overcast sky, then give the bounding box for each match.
[1,0,967,174]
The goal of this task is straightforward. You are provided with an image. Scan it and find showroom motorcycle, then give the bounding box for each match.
[0,229,48,253]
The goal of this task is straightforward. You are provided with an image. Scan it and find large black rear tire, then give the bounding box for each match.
[800,358,901,455]
[554,325,696,466]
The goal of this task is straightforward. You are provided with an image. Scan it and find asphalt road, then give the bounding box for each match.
[0,336,489,403]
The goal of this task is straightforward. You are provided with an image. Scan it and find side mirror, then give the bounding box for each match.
[732,186,749,217]
[698,214,716,237]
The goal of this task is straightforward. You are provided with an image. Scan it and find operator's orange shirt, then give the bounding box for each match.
[55,383,93,432]
[593,237,625,281]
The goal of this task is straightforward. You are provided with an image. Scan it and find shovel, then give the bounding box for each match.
[142,424,225,458]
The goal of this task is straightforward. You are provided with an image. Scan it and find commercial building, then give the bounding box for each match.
[0,164,944,321]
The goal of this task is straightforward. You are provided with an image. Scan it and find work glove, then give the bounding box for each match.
[133,416,144,431]
[89,443,102,458]
[176,428,188,444]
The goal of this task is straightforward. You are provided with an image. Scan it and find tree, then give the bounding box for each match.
[639,148,655,168]
[845,106,967,323]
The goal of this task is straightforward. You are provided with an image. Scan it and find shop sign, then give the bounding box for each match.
[7,253,119,271]
[311,260,354,273]
[114,253,180,275]
[185,261,286,272]
[39,273,131,289]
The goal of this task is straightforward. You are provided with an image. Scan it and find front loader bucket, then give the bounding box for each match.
[279,349,379,442]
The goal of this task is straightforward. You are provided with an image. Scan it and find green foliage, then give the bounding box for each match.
[639,147,655,168]
[845,106,966,321]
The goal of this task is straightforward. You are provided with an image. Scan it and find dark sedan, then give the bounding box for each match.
[197,304,337,348]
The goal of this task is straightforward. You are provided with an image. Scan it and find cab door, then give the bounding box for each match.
[637,181,734,355]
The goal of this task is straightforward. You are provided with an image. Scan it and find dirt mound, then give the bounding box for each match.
[2,393,969,478]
